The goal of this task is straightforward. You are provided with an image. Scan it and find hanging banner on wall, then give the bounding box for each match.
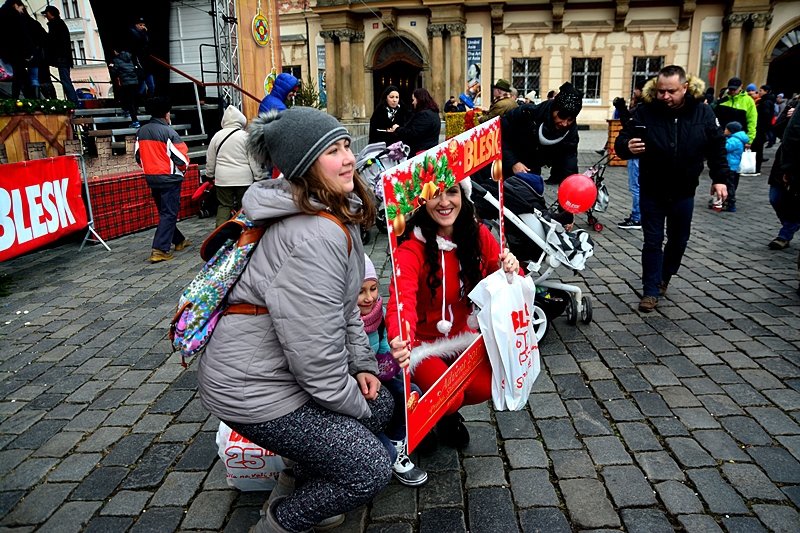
[466,38,482,106]
[0,156,88,262]
[699,32,721,91]
[317,45,327,108]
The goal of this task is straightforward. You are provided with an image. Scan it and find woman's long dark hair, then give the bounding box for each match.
[412,88,440,114]
[405,184,484,300]
[376,85,401,110]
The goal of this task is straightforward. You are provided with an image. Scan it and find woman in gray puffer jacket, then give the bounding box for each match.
[197,107,392,533]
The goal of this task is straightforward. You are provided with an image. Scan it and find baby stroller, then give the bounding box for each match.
[471,175,595,341]
[582,152,611,231]
[356,141,410,234]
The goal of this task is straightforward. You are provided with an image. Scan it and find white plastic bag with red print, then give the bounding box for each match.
[469,270,541,411]
[216,422,284,491]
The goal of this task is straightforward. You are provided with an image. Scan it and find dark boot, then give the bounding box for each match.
[436,412,470,448]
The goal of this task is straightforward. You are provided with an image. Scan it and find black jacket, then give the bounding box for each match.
[500,100,579,182]
[756,93,776,141]
[368,104,408,145]
[109,51,139,87]
[45,16,72,68]
[615,75,729,201]
[395,108,441,156]
[768,109,800,215]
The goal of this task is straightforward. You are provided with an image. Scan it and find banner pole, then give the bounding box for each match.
[76,154,111,252]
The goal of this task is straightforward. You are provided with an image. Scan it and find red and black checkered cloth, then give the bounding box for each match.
[88,165,200,241]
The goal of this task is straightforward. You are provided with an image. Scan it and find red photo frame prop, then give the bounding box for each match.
[381,118,502,452]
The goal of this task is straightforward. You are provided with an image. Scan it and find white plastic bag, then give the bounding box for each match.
[740,149,756,175]
[216,422,284,491]
[469,270,541,410]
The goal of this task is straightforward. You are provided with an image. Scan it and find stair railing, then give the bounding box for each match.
[148,55,262,136]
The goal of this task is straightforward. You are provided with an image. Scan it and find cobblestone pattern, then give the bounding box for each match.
[0,145,798,531]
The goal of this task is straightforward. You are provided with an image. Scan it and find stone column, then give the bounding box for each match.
[320,31,338,117]
[745,12,772,85]
[351,32,366,119]
[720,13,748,89]
[428,24,446,108]
[337,29,354,120]
[447,23,465,99]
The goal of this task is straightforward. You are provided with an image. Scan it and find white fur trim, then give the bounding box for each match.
[409,331,479,372]
[412,226,458,251]
[460,177,473,202]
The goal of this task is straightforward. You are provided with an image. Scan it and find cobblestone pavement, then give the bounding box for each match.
[1,143,799,533]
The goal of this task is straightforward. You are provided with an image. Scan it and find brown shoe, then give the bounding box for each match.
[638,295,658,312]
[658,281,668,297]
[174,239,192,252]
[149,249,174,263]
[768,238,789,250]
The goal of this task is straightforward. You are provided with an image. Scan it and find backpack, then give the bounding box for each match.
[169,210,352,366]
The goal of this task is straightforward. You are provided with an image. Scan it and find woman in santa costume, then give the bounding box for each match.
[386,177,520,448]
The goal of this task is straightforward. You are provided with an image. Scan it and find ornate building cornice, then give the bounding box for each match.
[490,4,504,34]
[751,12,772,29]
[334,28,356,42]
[551,1,566,34]
[428,24,446,37]
[319,30,337,42]
[678,1,696,31]
[446,23,466,36]
[724,12,750,28]
[614,0,630,33]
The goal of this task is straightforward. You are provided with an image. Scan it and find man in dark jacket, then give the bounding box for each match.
[766,107,799,253]
[753,85,776,174]
[41,5,77,104]
[500,81,583,184]
[134,97,191,263]
[615,65,729,313]
[129,17,154,97]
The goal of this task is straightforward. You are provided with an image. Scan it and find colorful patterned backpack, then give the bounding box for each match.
[169,211,352,366]
[169,212,267,365]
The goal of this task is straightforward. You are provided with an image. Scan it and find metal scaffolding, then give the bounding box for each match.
[213,0,242,108]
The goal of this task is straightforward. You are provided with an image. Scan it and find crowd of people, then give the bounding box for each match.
[128,59,799,530]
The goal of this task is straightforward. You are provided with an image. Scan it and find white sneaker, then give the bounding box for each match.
[390,439,428,486]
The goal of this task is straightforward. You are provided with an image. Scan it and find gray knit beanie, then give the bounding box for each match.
[248,107,351,180]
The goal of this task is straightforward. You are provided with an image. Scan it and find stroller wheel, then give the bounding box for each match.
[593,222,604,232]
[565,296,578,325]
[532,304,549,342]
[580,296,593,324]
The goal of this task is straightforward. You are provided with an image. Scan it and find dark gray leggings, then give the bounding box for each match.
[226,388,393,532]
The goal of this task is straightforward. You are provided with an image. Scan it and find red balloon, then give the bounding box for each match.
[558,174,597,214]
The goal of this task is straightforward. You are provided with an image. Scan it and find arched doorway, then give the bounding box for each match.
[767,26,800,96]
[372,37,424,109]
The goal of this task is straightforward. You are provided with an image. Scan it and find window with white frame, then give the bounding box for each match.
[72,40,86,65]
[511,58,541,99]
[60,0,71,19]
[631,56,664,96]
[571,58,602,103]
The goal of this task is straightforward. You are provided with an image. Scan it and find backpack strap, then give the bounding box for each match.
[317,211,352,255]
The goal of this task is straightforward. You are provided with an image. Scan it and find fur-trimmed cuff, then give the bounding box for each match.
[409,331,479,372]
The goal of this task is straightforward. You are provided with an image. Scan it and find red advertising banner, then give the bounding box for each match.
[381,118,502,452]
[0,156,88,262]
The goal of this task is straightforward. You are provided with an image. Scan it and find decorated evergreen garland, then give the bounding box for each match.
[0,98,77,116]
[385,153,456,235]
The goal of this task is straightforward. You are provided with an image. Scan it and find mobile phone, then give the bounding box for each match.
[633,125,647,141]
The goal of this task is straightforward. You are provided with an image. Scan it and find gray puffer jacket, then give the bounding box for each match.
[197,179,378,424]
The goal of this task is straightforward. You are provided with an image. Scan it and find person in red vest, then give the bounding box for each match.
[134,96,191,263]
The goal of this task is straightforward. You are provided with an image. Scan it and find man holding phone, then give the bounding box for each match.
[615,65,730,313]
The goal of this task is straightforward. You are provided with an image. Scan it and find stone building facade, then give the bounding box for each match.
[275,0,800,128]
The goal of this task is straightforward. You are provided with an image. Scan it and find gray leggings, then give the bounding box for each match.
[226,388,393,532]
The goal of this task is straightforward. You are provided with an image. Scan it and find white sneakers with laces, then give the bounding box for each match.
[390,439,428,486]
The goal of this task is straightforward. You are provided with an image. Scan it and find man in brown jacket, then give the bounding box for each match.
[477,78,518,124]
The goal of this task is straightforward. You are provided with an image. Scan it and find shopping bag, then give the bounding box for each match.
[216,422,284,491]
[740,149,756,175]
[469,270,541,410]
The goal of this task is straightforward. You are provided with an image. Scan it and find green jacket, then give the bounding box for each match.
[715,92,757,143]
